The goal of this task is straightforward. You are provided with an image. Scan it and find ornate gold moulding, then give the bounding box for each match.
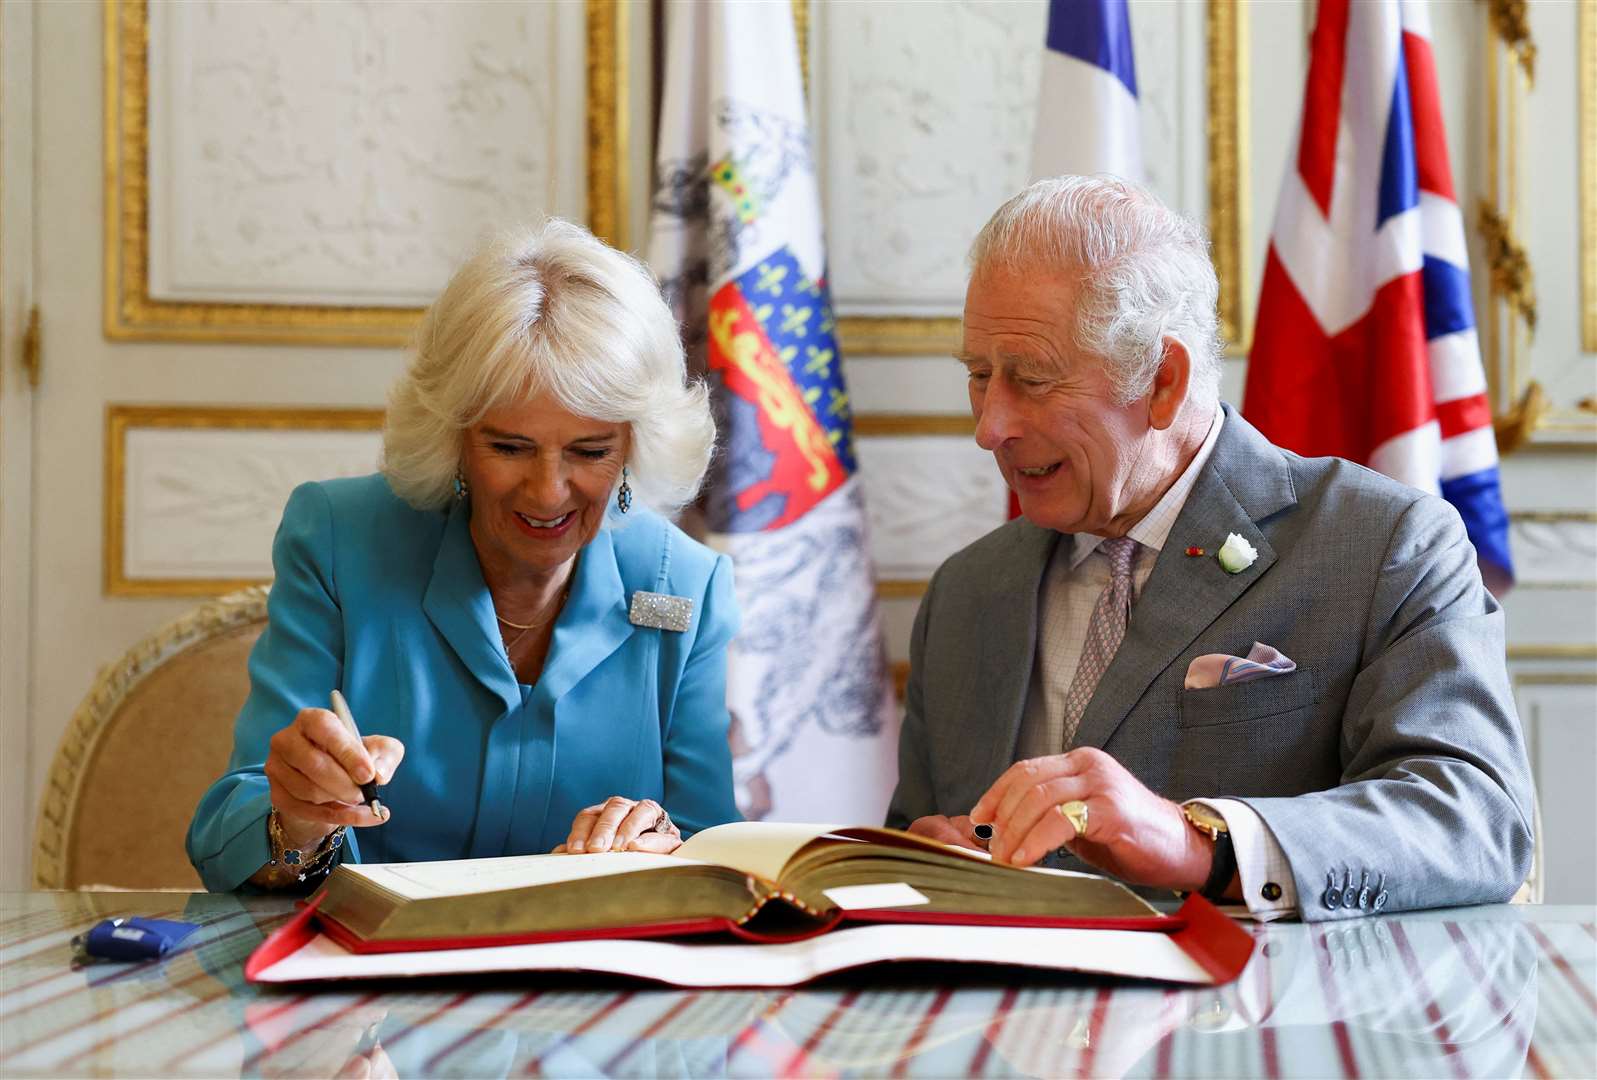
[104,0,630,347]
[107,0,1247,356]
[104,405,385,597]
[1481,0,1597,450]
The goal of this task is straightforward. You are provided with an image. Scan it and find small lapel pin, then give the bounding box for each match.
[1184,545,1206,557]
[629,591,694,632]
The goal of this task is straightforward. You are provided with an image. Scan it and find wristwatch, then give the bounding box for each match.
[1182,802,1236,901]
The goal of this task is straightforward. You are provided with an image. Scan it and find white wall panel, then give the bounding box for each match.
[146,0,583,307]
[121,429,382,581]
[843,356,968,415]
[856,436,1007,581]
[813,0,1200,319]
[1509,519,1597,587]
[1516,679,1597,903]
[815,0,1045,317]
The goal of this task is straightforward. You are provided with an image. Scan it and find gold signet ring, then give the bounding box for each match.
[1056,800,1089,836]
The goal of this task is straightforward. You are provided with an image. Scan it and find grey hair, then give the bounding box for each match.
[968,175,1223,407]
[381,219,714,517]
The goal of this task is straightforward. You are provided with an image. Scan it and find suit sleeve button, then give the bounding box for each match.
[1322,871,1343,910]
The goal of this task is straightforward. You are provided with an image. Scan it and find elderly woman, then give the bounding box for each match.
[187,220,740,891]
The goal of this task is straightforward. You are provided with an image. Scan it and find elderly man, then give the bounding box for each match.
[886,176,1534,920]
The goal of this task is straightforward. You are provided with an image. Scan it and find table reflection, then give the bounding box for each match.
[1,892,1591,1079]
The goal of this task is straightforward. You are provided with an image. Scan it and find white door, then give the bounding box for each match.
[0,0,38,891]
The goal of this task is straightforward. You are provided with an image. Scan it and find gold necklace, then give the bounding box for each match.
[496,583,571,655]
[496,612,545,631]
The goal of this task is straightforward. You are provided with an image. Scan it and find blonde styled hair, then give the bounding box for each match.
[382,219,714,516]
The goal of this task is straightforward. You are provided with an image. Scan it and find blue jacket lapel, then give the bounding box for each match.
[422,501,521,716]
[534,526,636,707]
[422,507,639,713]
[1070,406,1299,752]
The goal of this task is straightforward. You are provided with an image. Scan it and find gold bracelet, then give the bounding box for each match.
[266,808,346,884]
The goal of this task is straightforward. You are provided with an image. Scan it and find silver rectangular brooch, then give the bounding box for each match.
[628,591,694,632]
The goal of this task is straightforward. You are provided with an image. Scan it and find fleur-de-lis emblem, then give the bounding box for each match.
[780,303,812,336]
[755,262,787,296]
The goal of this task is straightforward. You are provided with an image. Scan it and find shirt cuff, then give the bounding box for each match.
[1187,798,1298,921]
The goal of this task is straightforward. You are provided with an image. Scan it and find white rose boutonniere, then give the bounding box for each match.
[1217,532,1258,574]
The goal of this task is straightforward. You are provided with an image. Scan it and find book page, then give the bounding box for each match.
[674,821,848,882]
[342,851,703,900]
[259,921,1217,987]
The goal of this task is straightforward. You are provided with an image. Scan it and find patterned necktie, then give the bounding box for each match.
[1060,536,1140,747]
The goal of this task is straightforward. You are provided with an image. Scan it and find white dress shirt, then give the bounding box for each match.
[1015,406,1299,920]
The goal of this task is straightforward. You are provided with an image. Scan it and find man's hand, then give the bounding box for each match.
[905,814,986,852]
[969,748,1213,892]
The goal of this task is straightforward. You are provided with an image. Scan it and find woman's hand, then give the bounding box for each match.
[264,707,405,848]
[553,796,681,854]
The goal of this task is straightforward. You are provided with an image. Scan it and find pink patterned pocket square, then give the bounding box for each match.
[1184,642,1298,690]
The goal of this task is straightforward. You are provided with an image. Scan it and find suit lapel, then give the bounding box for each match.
[974,521,1061,792]
[422,501,521,715]
[1071,407,1299,751]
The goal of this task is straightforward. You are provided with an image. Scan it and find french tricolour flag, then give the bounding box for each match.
[1031,0,1142,183]
[1244,0,1513,592]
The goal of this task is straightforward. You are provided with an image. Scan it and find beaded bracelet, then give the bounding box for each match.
[266,808,346,884]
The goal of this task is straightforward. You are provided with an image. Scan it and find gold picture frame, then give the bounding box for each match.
[1582,0,1596,353]
[832,2,1250,357]
[1482,0,1597,448]
[1208,0,1250,352]
[103,0,629,346]
[104,405,385,596]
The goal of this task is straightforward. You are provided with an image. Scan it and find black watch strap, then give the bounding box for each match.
[1200,828,1237,900]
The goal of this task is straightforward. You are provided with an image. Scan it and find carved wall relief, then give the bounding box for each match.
[812,0,1242,355]
[107,0,609,344]
[106,407,383,595]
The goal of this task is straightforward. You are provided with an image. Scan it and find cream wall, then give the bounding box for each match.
[2,1,1591,900]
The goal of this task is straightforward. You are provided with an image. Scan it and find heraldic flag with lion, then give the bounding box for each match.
[647,0,899,823]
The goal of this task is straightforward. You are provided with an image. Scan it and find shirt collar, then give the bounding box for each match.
[1067,405,1225,570]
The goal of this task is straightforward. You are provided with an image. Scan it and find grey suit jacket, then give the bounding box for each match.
[886,405,1534,920]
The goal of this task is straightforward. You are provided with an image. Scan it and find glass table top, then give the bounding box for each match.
[0,891,1592,1078]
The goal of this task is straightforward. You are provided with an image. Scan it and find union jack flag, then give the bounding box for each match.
[1244,0,1513,592]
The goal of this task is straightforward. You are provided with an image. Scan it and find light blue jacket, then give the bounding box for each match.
[187,474,741,891]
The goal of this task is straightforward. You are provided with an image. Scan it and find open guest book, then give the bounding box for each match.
[246,822,1255,987]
